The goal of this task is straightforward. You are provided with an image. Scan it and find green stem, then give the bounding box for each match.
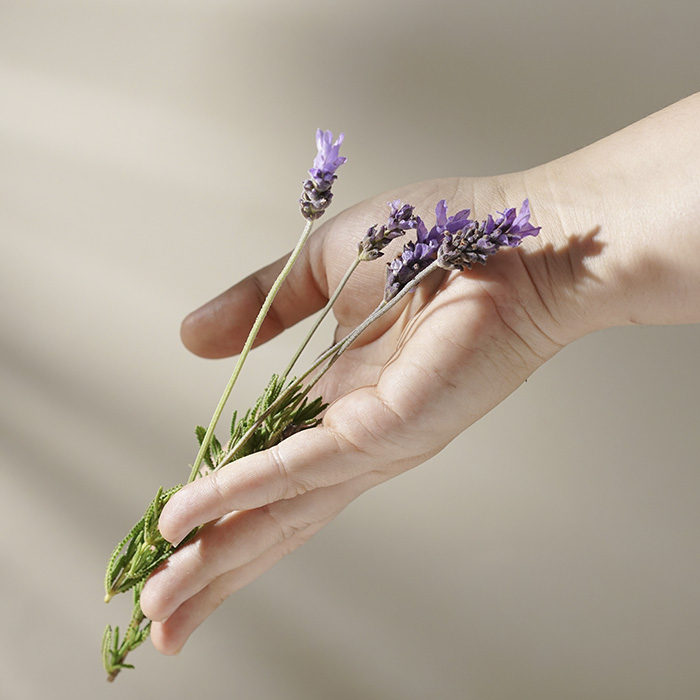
[187,219,315,483]
[281,256,362,382]
[106,606,146,682]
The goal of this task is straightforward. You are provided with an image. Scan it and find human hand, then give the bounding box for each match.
[140,93,700,655]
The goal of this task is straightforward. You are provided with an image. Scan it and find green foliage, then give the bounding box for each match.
[102,138,359,681]
[102,373,326,681]
[222,374,326,466]
[104,486,181,601]
[102,583,152,682]
[194,425,223,470]
[102,486,183,681]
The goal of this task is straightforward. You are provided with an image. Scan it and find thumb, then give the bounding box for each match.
[181,233,330,359]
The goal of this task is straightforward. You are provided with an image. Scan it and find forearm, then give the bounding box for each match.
[530,92,700,335]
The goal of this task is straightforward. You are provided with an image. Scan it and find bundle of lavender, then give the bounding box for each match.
[102,130,540,681]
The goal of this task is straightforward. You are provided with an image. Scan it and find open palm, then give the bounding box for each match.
[139,174,580,655]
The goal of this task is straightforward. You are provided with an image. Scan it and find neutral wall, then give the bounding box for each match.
[1,1,699,699]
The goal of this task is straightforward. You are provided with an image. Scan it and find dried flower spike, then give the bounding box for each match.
[383,199,472,301]
[300,129,347,221]
[437,199,541,270]
[358,200,420,261]
[384,199,540,301]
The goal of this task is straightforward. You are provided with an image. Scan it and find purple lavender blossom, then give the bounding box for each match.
[383,200,471,301]
[310,130,346,181]
[300,129,347,221]
[383,241,432,301]
[383,199,540,301]
[434,199,473,235]
[358,200,420,261]
[437,199,541,270]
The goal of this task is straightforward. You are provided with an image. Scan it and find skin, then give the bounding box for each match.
[140,93,700,655]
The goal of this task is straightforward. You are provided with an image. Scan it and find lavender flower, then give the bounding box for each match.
[437,199,541,270]
[383,247,428,302]
[358,200,420,261]
[433,199,473,236]
[300,129,347,221]
[383,199,471,301]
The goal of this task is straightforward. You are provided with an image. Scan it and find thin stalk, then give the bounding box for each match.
[187,219,315,483]
[307,258,443,384]
[105,607,147,682]
[281,255,361,381]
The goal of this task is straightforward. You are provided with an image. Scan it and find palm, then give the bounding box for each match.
[312,194,547,464]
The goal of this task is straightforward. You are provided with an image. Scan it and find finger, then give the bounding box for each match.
[149,546,284,655]
[143,477,371,625]
[158,383,421,547]
[181,241,329,359]
[180,196,396,359]
[149,522,320,655]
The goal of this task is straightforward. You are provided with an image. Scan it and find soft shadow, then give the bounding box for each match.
[387,226,607,357]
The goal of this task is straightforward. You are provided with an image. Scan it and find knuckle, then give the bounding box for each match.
[207,469,233,512]
[266,443,311,500]
[267,445,292,494]
[260,503,303,543]
[331,390,412,456]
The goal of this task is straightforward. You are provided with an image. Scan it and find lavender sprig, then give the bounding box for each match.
[383,200,470,301]
[438,199,541,270]
[384,199,540,301]
[358,200,420,261]
[284,199,419,380]
[104,128,345,681]
[300,129,347,221]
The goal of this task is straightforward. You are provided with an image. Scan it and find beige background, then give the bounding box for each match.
[1,1,700,698]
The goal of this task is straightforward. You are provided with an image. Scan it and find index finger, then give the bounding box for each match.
[181,237,329,359]
[180,195,400,359]
[158,384,420,546]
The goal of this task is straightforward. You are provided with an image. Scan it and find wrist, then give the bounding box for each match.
[522,93,700,338]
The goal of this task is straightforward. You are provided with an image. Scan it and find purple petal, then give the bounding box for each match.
[513,199,531,229]
[504,200,541,243]
[435,200,448,228]
[312,129,346,174]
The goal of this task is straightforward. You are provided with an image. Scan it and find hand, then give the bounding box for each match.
[140,94,700,655]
